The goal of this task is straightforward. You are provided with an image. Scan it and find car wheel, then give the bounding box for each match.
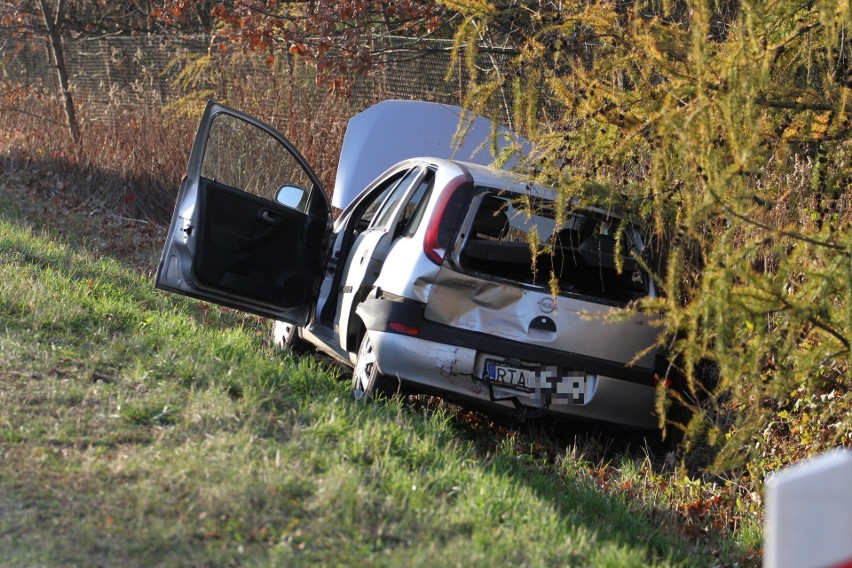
[352,333,395,400]
[272,320,310,354]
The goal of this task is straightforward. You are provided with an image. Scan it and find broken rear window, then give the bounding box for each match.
[458,192,649,304]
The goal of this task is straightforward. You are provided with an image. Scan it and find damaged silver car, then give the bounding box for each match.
[156,100,662,429]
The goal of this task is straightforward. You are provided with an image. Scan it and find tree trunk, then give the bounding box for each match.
[38,0,80,145]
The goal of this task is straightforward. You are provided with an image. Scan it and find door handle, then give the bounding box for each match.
[260,210,280,225]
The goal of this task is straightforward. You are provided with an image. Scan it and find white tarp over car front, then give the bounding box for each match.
[331,100,528,210]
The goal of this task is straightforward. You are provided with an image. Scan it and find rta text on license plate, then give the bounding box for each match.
[484,359,589,404]
[485,360,535,391]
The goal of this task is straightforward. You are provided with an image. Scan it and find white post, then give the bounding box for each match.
[765,450,852,568]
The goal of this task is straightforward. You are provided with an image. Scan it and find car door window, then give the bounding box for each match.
[371,168,421,229]
[200,113,312,204]
[355,169,410,229]
[398,168,436,238]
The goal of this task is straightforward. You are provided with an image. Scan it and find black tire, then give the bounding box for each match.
[272,320,311,354]
[351,333,396,400]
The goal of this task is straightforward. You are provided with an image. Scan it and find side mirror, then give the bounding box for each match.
[275,185,307,210]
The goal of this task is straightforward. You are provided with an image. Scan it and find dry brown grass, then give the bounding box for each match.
[1,74,369,226]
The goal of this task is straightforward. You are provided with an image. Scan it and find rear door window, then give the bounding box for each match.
[371,168,421,230]
[398,168,436,238]
[357,169,411,227]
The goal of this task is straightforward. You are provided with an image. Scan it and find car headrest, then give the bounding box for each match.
[473,197,510,239]
[579,234,635,270]
[556,228,581,248]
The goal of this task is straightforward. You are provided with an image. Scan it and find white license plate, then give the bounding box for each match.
[484,359,588,404]
[484,360,537,392]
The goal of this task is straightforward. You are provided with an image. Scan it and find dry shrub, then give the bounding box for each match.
[73,100,194,222]
[1,53,378,224]
[162,52,381,202]
[0,86,191,224]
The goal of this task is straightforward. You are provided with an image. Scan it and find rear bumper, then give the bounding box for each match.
[357,297,659,429]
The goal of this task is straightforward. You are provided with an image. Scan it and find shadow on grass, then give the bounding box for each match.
[0,154,172,275]
[0,152,175,223]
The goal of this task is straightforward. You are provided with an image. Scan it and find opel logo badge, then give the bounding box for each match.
[538,297,556,313]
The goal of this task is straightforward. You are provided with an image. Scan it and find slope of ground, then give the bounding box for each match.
[0,162,759,566]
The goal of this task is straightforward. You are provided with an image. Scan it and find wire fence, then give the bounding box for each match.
[3,34,515,121]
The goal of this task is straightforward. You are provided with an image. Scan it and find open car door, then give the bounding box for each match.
[155,101,330,325]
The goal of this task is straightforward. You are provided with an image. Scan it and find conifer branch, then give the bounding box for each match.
[806,316,851,351]
[706,187,851,255]
[755,98,837,112]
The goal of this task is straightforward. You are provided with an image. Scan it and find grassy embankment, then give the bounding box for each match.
[0,159,759,565]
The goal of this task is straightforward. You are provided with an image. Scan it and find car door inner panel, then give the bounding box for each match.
[194,178,323,308]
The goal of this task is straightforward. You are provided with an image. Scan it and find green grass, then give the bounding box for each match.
[0,199,751,566]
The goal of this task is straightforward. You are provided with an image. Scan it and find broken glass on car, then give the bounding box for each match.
[458,192,649,305]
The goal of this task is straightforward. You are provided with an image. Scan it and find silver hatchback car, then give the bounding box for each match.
[156,100,662,429]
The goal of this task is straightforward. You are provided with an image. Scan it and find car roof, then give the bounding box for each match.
[429,158,636,224]
[410,157,556,200]
[456,160,555,198]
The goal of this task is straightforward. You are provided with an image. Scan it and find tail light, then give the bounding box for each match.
[423,177,472,265]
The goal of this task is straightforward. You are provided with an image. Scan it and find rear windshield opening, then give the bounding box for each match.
[458,193,649,304]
